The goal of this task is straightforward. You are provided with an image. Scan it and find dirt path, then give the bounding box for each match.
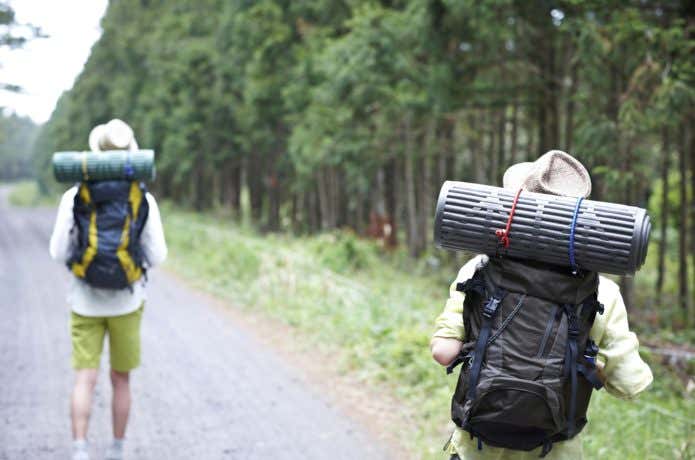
[0,186,391,460]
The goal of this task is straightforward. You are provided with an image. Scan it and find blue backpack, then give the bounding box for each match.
[68,180,149,290]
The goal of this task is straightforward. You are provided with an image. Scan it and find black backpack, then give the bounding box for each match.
[447,257,604,457]
[68,180,149,290]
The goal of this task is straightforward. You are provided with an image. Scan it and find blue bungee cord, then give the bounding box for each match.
[569,196,584,274]
[124,151,134,179]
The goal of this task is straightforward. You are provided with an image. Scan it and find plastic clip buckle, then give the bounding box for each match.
[483,296,502,319]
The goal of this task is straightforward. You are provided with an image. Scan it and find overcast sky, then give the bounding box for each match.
[0,0,108,124]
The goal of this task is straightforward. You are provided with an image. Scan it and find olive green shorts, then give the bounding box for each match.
[70,305,144,372]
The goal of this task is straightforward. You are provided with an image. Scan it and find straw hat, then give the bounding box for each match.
[88,119,139,152]
[502,150,592,198]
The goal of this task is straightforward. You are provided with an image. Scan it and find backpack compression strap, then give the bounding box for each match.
[71,184,98,278]
[467,289,507,400]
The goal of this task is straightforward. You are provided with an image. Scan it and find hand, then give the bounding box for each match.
[430,337,463,366]
[595,358,608,384]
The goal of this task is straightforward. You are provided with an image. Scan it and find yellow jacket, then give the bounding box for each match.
[433,255,653,459]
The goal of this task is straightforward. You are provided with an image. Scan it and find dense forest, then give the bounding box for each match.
[0,113,38,180]
[33,1,694,323]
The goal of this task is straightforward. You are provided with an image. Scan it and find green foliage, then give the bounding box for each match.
[162,204,261,284]
[7,180,56,207]
[649,169,694,230]
[308,232,379,273]
[32,0,695,241]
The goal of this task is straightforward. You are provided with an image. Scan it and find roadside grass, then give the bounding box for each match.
[7,180,58,207]
[163,205,694,460]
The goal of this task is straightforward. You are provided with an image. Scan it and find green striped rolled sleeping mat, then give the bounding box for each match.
[53,150,155,182]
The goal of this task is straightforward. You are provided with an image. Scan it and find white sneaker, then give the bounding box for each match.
[72,439,89,460]
[105,441,124,460]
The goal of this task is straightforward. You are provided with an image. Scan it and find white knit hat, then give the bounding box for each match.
[502,150,592,198]
[88,119,139,152]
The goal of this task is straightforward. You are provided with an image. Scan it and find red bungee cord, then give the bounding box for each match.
[496,188,524,248]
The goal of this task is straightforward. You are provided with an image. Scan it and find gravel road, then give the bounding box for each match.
[0,186,390,460]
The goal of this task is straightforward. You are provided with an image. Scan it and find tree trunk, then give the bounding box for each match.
[497,108,506,184]
[526,109,536,161]
[487,111,497,183]
[678,124,691,321]
[333,167,344,227]
[193,161,205,211]
[421,118,436,248]
[565,55,579,152]
[306,188,320,232]
[469,113,486,183]
[404,114,420,256]
[316,167,331,230]
[211,169,221,209]
[690,117,695,314]
[438,118,454,184]
[384,158,398,247]
[656,127,671,300]
[290,192,299,232]
[547,41,560,150]
[223,159,241,215]
[266,173,280,231]
[247,154,264,224]
[510,102,519,164]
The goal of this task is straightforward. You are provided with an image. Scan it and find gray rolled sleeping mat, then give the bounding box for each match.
[53,150,155,182]
[434,181,651,275]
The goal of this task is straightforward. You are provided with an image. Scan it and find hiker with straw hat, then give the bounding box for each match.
[49,119,167,460]
[430,151,653,459]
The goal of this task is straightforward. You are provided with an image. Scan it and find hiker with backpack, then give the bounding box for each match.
[49,119,167,460]
[431,151,653,459]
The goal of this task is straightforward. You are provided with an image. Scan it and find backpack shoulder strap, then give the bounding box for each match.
[562,303,581,437]
[70,183,98,278]
[445,268,488,374]
[114,181,146,285]
[128,181,144,222]
[466,286,507,400]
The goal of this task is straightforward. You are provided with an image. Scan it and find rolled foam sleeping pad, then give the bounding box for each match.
[434,181,651,275]
[52,150,156,182]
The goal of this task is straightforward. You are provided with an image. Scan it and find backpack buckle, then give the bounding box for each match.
[483,296,502,319]
[584,340,599,365]
[596,301,605,315]
[446,351,473,375]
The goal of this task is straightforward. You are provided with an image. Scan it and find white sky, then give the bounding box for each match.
[0,0,108,124]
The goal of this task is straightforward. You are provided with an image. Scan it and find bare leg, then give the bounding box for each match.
[71,369,99,440]
[110,369,131,439]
